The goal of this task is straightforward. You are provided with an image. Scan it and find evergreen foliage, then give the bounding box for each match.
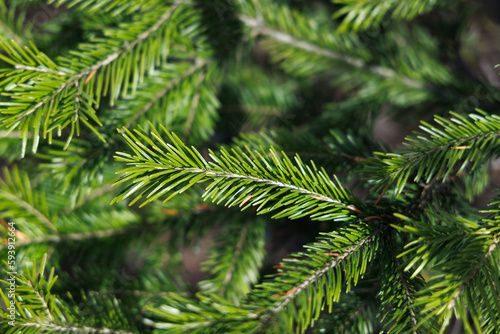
[0,0,499,333]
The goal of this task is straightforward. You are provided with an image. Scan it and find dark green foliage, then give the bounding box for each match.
[1,0,500,333]
[0,255,139,333]
[199,217,266,305]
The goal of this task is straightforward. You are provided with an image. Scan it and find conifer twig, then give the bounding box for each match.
[448,234,500,309]
[256,230,378,329]
[123,59,209,130]
[388,237,417,332]
[238,15,427,90]
[0,225,138,249]
[17,323,135,334]
[0,19,25,46]
[2,192,56,232]
[183,72,205,141]
[17,2,182,121]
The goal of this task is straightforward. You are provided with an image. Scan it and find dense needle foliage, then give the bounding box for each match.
[1,0,500,333]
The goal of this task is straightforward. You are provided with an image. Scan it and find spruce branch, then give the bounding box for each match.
[182,71,205,141]
[0,166,139,251]
[27,279,55,323]
[38,58,214,201]
[122,59,210,130]
[246,224,381,333]
[199,217,266,305]
[220,223,249,289]
[0,2,186,154]
[143,224,380,334]
[1,191,56,233]
[13,64,68,76]
[365,111,500,195]
[0,225,137,250]
[63,184,114,212]
[267,231,377,314]
[333,0,442,33]
[144,293,260,333]
[60,1,181,82]
[0,19,24,47]
[14,322,136,334]
[331,288,380,333]
[238,14,426,90]
[0,0,30,46]
[393,212,500,332]
[47,0,164,16]
[0,166,57,235]
[112,126,364,220]
[447,232,500,311]
[0,254,139,333]
[376,234,431,334]
[38,1,181,104]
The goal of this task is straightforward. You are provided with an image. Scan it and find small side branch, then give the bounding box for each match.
[448,234,500,309]
[19,322,135,334]
[2,192,56,232]
[0,225,137,249]
[26,280,55,322]
[238,15,426,90]
[388,235,418,332]
[18,2,182,121]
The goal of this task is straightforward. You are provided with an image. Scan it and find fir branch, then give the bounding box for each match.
[27,279,55,323]
[48,0,164,16]
[248,225,381,333]
[199,217,266,305]
[63,184,114,212]
[121,159,359,214]
[394,258,417,330]
[122,59,209,130]
[182,72,205,141]
[1,1,498,333]
[221,224,248,290]
[333,0,441,33]
[22,2,181,121]
[393,212,500,331]
[238,15,426,90]
[0,2,192,154]
[0,225,136,250]
[0,0,29,46]
[14,64,68,76]
[1,191,56,232]
[113,126,365,220]
[448,233,500,310]
[144,293,260,333]
[333,289,380,333]
[75,59,210,164]
[80,2,181,74]
[36,58,216,205]
[383,235,419,333]
[0,167,139,250]
[0,166,57,235]
[205,169,356,212]
[273,233,374,314]
[16,322,135,334]
[0,255,140,333]
[0,19,25,47]
[366,111,500,194]
[239,15,363,67]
